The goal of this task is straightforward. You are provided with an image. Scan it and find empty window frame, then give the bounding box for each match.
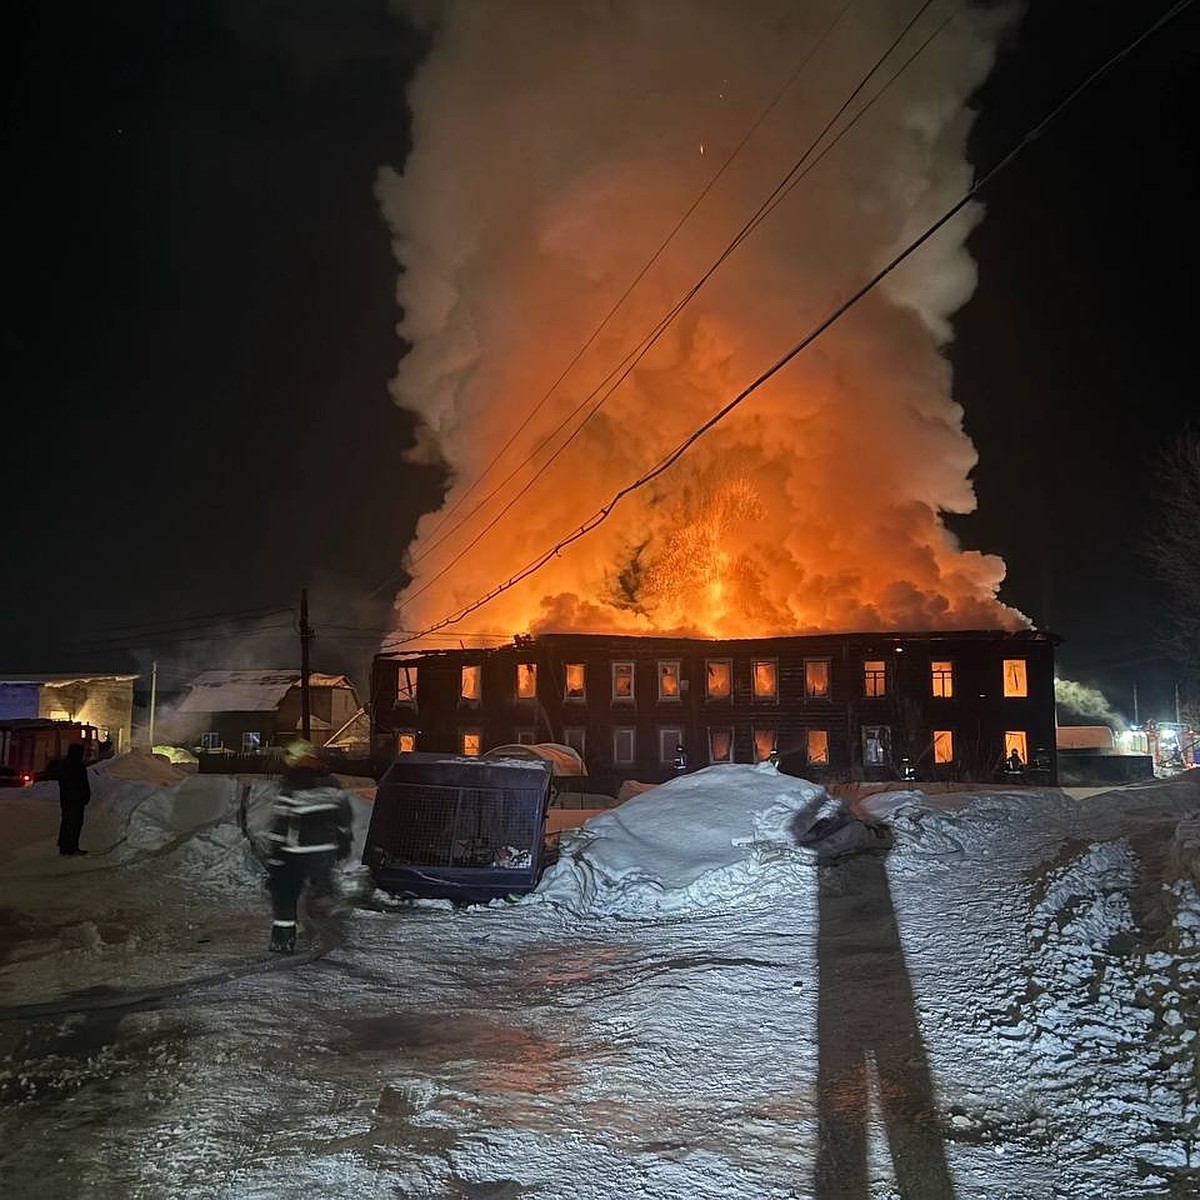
[612,661,635,702]
[563,726,586,757]
[564,663,586,702]
[242,731,262,753]
[396,731,416,754]
[658,660,682,701]
[863,660,887,698]
[460,664,481,703]
[1003,659,1028,698]
[1004,730,1028,766]
[933,729,954,764]
[752,659,778,701]
[515,662,538,701]
[659,727,685,765]
[396,664,418,704]
[516,728,536,746]
[931,660,954,699]
[460,729,482,757]
[753,728,777,763]
[862,725,890,766]
[807,729,829,766]
[706,658,732,701]
[805,658,831,700]
[200,731,222,750]
[708,727,734,763]
[613,726,636,765]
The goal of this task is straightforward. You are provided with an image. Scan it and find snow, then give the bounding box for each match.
[1,756,1198,1198]
[175,669,354,713]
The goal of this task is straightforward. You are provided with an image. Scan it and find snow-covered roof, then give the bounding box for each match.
[0,673,138,684]
[176,670,355,714]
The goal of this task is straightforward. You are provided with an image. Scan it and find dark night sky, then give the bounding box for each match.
[4,0,1197,717]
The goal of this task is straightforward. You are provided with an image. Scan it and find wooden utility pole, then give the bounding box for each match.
[148,660,158,751]
[300,588,313,742]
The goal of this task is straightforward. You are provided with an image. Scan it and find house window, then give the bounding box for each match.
[1003,659,1028,698]
[658,661,682,701]
[242,731,262,753]
[805,658,831,700]
[708,727,733,763]
[659,727,684,765]
[564,726,586,757]
[460,729,482,757]
[612,661,635,702]
[396,665,418,704]
[753,728,777,762]
[933,729,954,764]
[200,731,222,750]
[931,660,954,699]
[862,725,890,766]
[460,664,481,703]
[752,659,778,701]
[396,732,416,754]
[1005,730,1028,767]
[706,659,732,700]
[516,663,537,701]
[807,729,829,766]
[613,727,636,765]
[516,728,536,745]
[564,663,586,701]
[864,660,887,698]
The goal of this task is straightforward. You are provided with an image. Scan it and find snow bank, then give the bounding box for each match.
[533,763,828,917]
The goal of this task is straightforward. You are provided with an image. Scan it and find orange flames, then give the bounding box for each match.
[379,1,1026,646]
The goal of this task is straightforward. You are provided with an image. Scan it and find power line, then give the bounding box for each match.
[392,0,945,612]
[367,0,858,602]
[384,0,1194,652]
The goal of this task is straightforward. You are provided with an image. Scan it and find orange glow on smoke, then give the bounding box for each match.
[378,2,1028,647]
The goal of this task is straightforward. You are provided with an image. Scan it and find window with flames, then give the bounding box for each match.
[515,663,537,701]
[1003,659,1028,698]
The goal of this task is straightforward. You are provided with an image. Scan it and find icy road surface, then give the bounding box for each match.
[1,759,1197,1198]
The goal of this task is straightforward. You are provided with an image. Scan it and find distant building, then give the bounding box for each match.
[0,673,136,752]
[170,669,365,753]
[371,630,1058,787]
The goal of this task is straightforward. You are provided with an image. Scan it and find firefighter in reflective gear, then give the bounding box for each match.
[266,741,353,954]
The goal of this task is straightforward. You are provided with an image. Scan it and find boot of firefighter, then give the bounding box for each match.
[269,922,297,954]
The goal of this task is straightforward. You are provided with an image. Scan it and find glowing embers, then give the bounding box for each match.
[461,664,481,703]
[516,662,537,701]
[1005,730,1028,766]
[708,727,733,763]
[658,661,682,701]
[1003,659,1028,698]
[805,659,830,700]
[753,728,776,763]
[612,661,635,702]
[752,659,778,701]
[397,665,418,704]
[564,663,586,701]
[933,729,954,764]
[807,729,829,765]
[931,660,954,699]
[706,659,732,701]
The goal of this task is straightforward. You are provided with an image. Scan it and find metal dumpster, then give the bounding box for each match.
[363,752,553,903]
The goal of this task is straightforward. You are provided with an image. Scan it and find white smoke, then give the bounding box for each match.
[1054,677,1127,729]
[378,0,1025,641]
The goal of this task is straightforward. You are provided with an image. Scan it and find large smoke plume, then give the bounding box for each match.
[377,0,1026,643]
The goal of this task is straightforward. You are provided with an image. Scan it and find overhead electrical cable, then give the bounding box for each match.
[390,0,946,613]
[383,0,1194,650]
[366,0,858,602]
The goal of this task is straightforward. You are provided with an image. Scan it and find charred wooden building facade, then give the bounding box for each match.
[371,630,1058,786]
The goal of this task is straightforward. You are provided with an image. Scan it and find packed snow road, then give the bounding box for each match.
[0,757,1197,1198]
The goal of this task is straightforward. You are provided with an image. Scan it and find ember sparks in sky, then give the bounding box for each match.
[378,0,1027,643]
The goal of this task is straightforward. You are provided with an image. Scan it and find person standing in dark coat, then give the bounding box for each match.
[265,742,353,954]
[57,743,91,856]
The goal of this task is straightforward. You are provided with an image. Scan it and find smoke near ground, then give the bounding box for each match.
[377,0,1026,642]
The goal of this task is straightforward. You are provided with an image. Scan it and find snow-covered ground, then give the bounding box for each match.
[1,755,1197,1198]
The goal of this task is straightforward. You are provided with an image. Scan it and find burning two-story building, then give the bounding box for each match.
[371,629,1058,788]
